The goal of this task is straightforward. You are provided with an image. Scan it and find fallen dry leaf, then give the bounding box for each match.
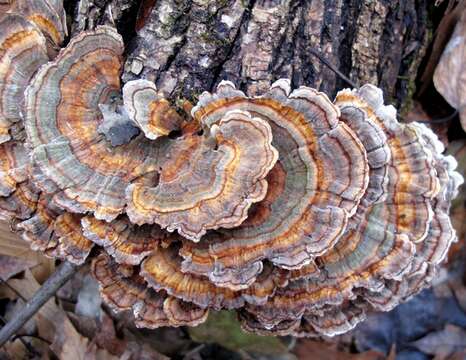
[70,306,168,359]
[94,311,127,356]
[7,269,63,342]
[419,0,465,94]
[51,312,118,360]
[0,254,37,281]
[386,344,397,360]
[449,276,466,314]
[67,312,98,343]
[0,221,54,282]
[352,286,466,358]
[448,350,466,360]
[410,324,466,359]
[0,338,29,360]
[293,339,385,360]
[123,326,191,358]
[57,264,91,304]
[434,6,466,131]
[0,221,33,258]
[75,274,101,319]
[120,342,169,360]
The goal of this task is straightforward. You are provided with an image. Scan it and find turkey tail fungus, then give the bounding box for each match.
[0,8,463,339]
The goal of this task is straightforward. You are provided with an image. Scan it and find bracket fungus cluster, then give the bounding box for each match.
[0,3,464,337]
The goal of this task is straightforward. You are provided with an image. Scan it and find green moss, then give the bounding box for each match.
[215,0,230,8]
[160,14,177,35]
[188,311,289,355]
[398,75,417,117]
[199,31,230,48]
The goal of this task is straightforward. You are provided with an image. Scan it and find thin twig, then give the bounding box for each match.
[0,315,39,356]
[11,334,51,345]
[309,48,358,88]
[183,344,206,360]
[0,261,79,347]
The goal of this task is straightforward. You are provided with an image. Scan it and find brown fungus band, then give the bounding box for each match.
[0,14,48,143]
[180,80,370,289]
[7,0,67,52]
[239,86,462,336]
[126,109,279,241]
[0,10,463,338]
[25,26,161,221]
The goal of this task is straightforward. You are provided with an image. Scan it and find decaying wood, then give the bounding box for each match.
[64,0,430,109]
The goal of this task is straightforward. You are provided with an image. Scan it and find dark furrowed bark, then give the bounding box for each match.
[67,0,430,108]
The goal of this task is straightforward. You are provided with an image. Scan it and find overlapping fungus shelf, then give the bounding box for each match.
[126,109,279,241]
[0,5,463,337]
[0,13,48,143]
[181,79,370,289]
[123,79,184,140]
[6,0,67,52]
[24,26,161,221]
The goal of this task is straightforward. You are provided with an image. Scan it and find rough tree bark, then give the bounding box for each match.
[65,0,430,111]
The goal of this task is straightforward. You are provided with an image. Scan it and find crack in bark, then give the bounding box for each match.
[111,0,429,109]
[211,0,257,92]
[337,1,359,91]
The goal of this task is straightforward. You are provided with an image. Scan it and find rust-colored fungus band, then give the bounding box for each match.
[0,11,460,339]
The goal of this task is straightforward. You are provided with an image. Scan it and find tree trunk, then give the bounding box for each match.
[65,0,430,111]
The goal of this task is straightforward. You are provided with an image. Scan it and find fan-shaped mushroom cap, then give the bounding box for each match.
[18,194,60,252]
[364,124,463,310]
[336,86,440,242]
[240,302,367,338]
[122,79,183,140]
[284,87,394,287]
[52,212,93,264]
[334,89,391,208]
[288,262,320,281]
[0,141,29,196]
[404,125,461,276]
[180,79,369,288]
[238,208,416,335]
[0,138,38,225]
[297,303,367,337]
[25,26,161,221]
[0,14,48,143]
[162,297,209,327]
[238,310,301,337]
[92,253,208,328]
[140,242,288,310]
[8,0,67,50]
[93,253,170,328]
[363,87,440,242]
[81,215,168,265]
[127,109,279,241]
[17,195,93,264]
[0,181,38,221]
[229,85,463,337]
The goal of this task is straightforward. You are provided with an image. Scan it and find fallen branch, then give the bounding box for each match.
[0,261,79,347]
